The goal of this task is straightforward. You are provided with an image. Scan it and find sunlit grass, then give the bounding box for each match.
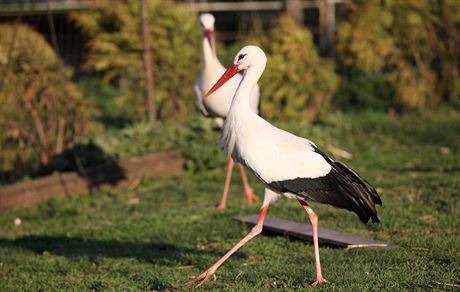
[0,111,459,291]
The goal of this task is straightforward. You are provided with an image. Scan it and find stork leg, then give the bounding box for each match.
[298,200,327,286]
[184,205,269,288]
[216,158,234,209]
[238,163,260,204]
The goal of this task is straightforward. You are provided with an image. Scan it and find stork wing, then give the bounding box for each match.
[259,134,381,223]
[244,128,333,185]
[194,79,209,117]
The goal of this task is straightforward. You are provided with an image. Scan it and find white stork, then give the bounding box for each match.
[185,46,382,287]
[195,14,261,209]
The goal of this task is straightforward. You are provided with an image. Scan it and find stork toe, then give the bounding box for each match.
[243,188,260,204]
[184,269,217,288]
[311,277,327,286]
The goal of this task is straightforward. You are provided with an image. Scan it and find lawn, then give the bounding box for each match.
[0,111,459,291]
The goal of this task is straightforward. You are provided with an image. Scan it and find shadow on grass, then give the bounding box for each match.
[0,235,243,264]
[0,235,249,289]
[0,140,124,187]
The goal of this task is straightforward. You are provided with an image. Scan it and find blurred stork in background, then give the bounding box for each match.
[195,13,261,209]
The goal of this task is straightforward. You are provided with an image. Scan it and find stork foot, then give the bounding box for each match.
[215,203,226,210]
[311,277,327,286]
[243,187,260,204]
[184,269,217,288]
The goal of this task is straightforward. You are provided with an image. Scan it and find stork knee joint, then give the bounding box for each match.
[306,207,315,215]
[308,209,318,222]
[252,224,263,234]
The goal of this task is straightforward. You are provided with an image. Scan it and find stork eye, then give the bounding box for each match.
[238,54,246,61]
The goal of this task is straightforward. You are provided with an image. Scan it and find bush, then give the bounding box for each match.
[71,0,201,123]
[249,15,339,121]
[78,76,132,129]
[337,0,460,111]
[92,118,226,173]
[0,24,99,183]
[333,69,397,111]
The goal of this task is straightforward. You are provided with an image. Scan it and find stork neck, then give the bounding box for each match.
[202,37,216,64]
[230,66,262,115]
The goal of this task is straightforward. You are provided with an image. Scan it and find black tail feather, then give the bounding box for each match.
[332,161,382,223]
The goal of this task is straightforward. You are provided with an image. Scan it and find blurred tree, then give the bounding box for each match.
[337,0,459,111]
[71,0,200,123]
[0,24,99,180]
[250,15,339,121]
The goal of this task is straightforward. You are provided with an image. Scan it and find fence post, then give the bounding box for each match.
[319,0,336,58]
[140,0,157,126]
[285,0,304,25]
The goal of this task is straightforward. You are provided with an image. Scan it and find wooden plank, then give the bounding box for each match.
[186,0,349,12]
[235,215,397,249]
[0,151,184,211]
[0,0,107,16]
[186,1,283,12]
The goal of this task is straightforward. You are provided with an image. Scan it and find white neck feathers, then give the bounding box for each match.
[218,65,263,158]
[202,37,216,64]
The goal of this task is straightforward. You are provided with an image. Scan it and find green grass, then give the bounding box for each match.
[1,111,459,291]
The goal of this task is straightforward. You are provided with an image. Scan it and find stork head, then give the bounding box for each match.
[206,46,267,97]
[199,13,215,51]
[231,45,267,71]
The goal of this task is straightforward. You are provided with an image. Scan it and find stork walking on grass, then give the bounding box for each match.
[195,14,261,209]
[185,46,382,287]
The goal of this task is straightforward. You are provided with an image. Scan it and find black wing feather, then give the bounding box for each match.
[268,148,382,223]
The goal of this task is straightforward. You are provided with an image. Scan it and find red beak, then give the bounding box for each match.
[205,29,214,51]
[205,64,240,97]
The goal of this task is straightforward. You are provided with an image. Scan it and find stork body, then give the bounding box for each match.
[195,14,260,208]
[185,46,382,287]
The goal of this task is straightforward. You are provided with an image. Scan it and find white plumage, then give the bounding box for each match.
[220,115,332,184]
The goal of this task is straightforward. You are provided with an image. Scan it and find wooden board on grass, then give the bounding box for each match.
[235,215,397,249]
[0,151,184,211]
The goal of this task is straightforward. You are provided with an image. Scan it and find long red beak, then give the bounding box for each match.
[205,29,214,51]
[205,64,240,97]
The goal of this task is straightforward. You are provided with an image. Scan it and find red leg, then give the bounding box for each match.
[184,205,269,288]
[298,200,327,286]
[217,158,234,209]
[238,163,260,204]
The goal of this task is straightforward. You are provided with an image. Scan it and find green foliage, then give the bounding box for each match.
[0,24,99,183]
[337,0,460,111]
[249,15,339,121]
[178,118,226,172]
[217,41,246,68]
[334,70,397,111]
[71,0,201,123]
[0,112,459,290]
[91,117,226,173]
[78,76,132,129]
